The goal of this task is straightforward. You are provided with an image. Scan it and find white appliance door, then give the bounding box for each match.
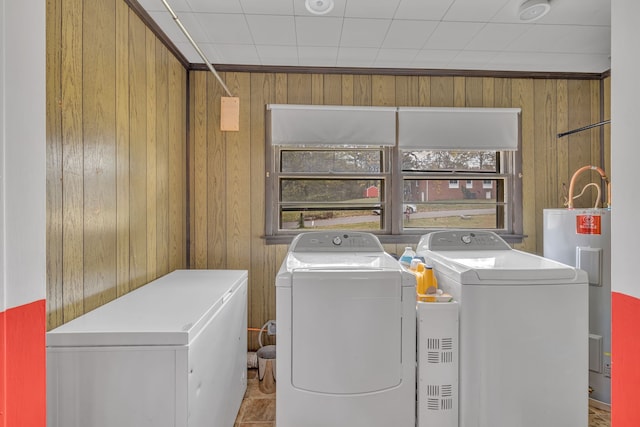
[291,270,402,394]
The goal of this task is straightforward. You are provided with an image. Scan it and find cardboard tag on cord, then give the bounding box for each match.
[221,97,240,131]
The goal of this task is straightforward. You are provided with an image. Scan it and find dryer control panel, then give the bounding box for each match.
[418,230,511,252]
[290,231,384,252]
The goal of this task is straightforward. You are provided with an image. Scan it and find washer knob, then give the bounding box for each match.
[332,236,342,245]
[461,234,472,244]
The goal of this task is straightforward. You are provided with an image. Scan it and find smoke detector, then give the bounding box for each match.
[305,0,334,15]
[518,0,551,22]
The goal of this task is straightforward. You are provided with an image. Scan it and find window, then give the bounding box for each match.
[265,105,522,242]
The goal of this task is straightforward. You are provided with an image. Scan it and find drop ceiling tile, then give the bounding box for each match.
[295,16,343,47]
[464,23,531,51]
[492,0,610,25]
[298,46,339,66]
[423,21,485,50]
[443,0,511,22]
[394,0,455,20]
[506,25,610,54]
[174,42,202,63]
[412,49,458,67]
[246,14,297,45]
[340,18,392,48]
[345,0,401,19]
[186,0,242,13]
[256,45,299,65]
[293,0,347,17]
[239,0,294,15]
[206,43,260,65]
[374,48,419,67]
[149,11,209,44]
[336,47,378,67]
[449,50,498,69]
[382,20,439,49]
[195,13,253,44]
[139,0,192,12]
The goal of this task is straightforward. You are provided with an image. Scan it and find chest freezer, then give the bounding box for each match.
[47,269,248,427]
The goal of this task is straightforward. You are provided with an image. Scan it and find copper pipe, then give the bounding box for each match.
[567,165,611,209]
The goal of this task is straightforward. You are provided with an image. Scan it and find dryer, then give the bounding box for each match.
[417,230,588,427]
[276,231,415,427]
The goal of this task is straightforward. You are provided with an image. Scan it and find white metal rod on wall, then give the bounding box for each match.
[161,0,233,97]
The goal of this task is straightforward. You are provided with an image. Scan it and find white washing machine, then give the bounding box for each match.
[276,231,416,427]
[417,230,588,427]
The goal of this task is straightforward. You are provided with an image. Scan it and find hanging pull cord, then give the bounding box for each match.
[161,0,234,97]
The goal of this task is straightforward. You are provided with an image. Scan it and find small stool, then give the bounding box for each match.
[257,345,276,394]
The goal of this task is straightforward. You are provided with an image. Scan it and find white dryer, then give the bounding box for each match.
[276,231,416,427]
[417,230,588,427]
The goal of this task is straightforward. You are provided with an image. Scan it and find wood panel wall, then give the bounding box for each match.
[46,0,188,330]
[188,71,608,350]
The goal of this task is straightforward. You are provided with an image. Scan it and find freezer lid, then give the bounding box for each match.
[46,270,248,347]
[427,250,587,284]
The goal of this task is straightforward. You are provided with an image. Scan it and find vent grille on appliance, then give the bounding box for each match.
[424,383,456,411]
[427,338,440,350]
[425,337,455,364]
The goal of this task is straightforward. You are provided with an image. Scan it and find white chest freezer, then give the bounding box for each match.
[47,269,248,427]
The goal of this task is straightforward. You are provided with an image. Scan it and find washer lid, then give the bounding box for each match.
[426,249,587,285]
[46,270,247,348]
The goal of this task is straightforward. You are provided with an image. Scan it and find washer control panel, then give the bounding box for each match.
[290,231,384,252]
[418,230,511,251]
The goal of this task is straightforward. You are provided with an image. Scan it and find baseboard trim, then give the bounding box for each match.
[589,398,611,412]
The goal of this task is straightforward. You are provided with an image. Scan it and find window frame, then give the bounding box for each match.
[265,106,523,244]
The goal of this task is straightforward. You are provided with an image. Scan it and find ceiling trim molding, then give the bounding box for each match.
[124,0,190,69]
[190,63,609,81]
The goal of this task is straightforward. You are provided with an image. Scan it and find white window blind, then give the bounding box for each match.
[267,104,397,146]
[398,107,521,151]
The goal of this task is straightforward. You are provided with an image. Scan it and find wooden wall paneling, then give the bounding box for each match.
[156,42,169,277]
[482,77,495,107]
[533,79,558,253]
[128,13,148,289]
[556,80,569,207]
[418,76,431,106]
[430,76,454,107]
[187,70,196,268]
[567,80,594,208]
[512,78,536,253]
[353,75,372,105]
[341,75,354,105]
[61,0,85,322]
[454,76,466,107]
[145,30,158,281]
[372,75,396,106]
[287,73,312,104]
[275,73,288,104]
[323,74,342,105]
[168,57,185,271]
[465,77,483,107]
[116,1,131,296]
[604,77,611,177]
[312,74,324,104]
[494,78,512,108]
[82,0,117,311]
[249,72,277,350]
[590,80,605,207]
[395,76,419,106]
[46,0,63,329]
[192,71,208,268]
[224,72,252,271]
[206,72,227,269]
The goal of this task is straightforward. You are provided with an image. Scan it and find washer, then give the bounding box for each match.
[417,230,588,427]
[276,231,415,427]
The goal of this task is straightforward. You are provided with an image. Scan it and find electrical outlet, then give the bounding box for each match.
[603,362,611,378]
[267,320,277,335]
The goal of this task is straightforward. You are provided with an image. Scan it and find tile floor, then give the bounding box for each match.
[235,369,610,427]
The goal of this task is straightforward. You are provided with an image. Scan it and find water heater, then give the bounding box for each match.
[543,208,611,404]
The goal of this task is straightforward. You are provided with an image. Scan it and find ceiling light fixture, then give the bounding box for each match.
[305,0,334,15]
[518,0,551,22]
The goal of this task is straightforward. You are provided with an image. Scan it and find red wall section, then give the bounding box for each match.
[2,300,46,427]
[612,292,640,426]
